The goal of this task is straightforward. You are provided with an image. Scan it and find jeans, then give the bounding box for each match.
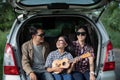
[27,72,54,80]
[72,71,90,80]
[52,73,73,80]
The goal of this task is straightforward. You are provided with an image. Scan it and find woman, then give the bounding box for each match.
[72,25,96,80]
[45,36,74,80]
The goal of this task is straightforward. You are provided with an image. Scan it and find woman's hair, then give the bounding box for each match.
[76,25,91,46]
[76,25,89,36]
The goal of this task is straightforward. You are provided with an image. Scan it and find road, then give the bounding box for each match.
[113,48,120,80]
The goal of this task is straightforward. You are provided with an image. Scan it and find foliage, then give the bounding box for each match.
[101,2,120,48]
[0,3,15,31]
[102,2,120,32]
[109,7,120,32]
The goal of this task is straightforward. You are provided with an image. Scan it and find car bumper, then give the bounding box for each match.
[3,75,21,80]
[97,71,116,80]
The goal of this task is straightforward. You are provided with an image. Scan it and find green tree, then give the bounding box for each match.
[0,2,15,31]
[102,2,120,32]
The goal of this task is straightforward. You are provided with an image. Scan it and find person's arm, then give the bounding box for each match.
[46,67,64,73]
[22,43,38,80]
[66,62,75,73]
[66,53,76,73]
[89,57,94,74]
[89,57,96,80]
[21,43,33,75]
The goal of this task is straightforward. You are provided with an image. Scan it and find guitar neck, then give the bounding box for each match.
[70,52,91,63]
[69,57,80,63]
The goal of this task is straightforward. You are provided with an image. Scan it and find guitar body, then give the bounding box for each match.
[52,52,91,74]
[52,58,70,69]
[52,58,70,74]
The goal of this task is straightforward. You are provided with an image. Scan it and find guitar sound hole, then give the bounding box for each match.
[62,62,66,66]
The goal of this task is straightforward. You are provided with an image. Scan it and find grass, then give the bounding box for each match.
[0,30,9,80]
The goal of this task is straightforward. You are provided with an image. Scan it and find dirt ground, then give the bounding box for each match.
[113,48,120,80]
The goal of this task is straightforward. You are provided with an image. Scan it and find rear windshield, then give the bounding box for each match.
[19,0,100,6]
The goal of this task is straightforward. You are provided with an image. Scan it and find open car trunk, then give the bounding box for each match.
[17,14,99,79]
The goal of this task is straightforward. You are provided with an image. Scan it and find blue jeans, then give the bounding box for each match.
[52,73,73,80]
[72,71,90,80]
[27,72,54,80]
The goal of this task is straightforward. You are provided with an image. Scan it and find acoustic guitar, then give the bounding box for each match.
[52,52,91,74]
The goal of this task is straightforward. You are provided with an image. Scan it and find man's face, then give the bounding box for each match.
[33,29,45,43]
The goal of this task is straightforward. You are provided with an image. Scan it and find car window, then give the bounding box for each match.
[45,21,74,37]
[19,0,100,5]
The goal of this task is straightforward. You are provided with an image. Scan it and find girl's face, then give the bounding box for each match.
[56,37,68,49]
[76,28,86,42]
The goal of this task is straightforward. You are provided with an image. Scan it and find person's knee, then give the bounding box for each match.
[62,74,72,80]
[26,75,30,80]
[53,74,62,80]
[43,72,54,80]
[72,71,84,80]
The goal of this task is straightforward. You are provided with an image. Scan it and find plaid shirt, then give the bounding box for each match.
[73,40,94,73]
[45,50,73,68]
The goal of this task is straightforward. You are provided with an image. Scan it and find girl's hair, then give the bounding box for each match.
[60,35,70,45]
[57,35,75,56]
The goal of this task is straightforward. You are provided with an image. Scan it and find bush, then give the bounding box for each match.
[101,2,120,48]
[109,7,120,32]
[0,3,15,31]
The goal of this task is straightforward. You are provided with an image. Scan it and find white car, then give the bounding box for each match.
[3,0,116,80]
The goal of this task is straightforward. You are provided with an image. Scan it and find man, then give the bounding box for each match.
[21,25,54,80]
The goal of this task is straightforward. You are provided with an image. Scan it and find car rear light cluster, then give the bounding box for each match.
[103,41,115,71]
[3,43,19,75]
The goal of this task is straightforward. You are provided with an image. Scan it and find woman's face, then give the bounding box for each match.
[76,28,86,42]
[56,37,67,49]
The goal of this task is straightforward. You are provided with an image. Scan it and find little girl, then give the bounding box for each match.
[45,36,74,80]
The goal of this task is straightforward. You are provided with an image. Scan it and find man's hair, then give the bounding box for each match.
[29,25,43,35]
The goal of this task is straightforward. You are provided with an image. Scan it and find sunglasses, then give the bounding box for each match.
[76,32,86,36]
[36,33,45,37]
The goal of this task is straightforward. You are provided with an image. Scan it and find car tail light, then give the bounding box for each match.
[103,41,115,71]
[3,43,19,75]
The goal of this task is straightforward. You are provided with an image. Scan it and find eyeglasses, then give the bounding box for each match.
[57,40,66,44]
[36,33,45,37]
[76,32,86,36]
